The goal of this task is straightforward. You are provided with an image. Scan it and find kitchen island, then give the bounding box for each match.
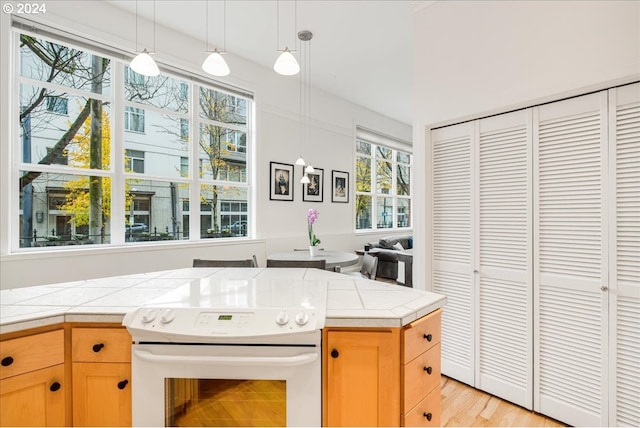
[0,268,446,427]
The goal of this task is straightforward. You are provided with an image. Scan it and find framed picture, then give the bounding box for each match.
[270,161,294,201]
[302,167,324,202]
[331,170,349,203]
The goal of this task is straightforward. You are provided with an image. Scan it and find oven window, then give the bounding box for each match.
[165,378,286,427]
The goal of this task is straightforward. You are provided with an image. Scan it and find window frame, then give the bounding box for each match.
[11,26,254,252]
[354,136,413,232]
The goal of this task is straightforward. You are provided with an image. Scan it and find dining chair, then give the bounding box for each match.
[193,257,257,267]
[266,259,327,269]
[344,253,378,280]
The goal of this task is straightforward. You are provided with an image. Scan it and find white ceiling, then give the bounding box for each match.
[107,0,416,125]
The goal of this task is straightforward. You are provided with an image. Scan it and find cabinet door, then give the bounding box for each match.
[609,83,640,427]
[534,91,608,427]
[0,364,65,426]
[72,362,131,427]
[476,110,532,409]
[430,122,475,386]
[324,330,400,427]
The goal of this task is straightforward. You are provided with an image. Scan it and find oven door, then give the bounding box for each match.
[132,343,321,427]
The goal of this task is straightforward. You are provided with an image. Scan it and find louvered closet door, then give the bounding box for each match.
[476,111,532,409]
[431,122,474,385]
[534,92,608,427]
[609,83,640,427]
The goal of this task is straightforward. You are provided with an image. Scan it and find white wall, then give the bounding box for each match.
[0,1,411,288]
[411,0,640,290]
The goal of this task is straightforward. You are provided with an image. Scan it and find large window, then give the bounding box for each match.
[14,30,252,250]
[355,137,412,231]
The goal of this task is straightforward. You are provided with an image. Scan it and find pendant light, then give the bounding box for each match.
[298,30,314,183]
[273,0,300,76]
[202,0,230,77]
[130,0,160,77]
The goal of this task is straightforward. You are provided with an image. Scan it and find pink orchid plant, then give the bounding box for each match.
[307,209,321,246]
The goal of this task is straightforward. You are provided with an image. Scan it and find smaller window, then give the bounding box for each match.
[180,118,189,140]
[125,107,145,132]
[125,149,145,173]
[46,96,68,114]
[180,157,189,177]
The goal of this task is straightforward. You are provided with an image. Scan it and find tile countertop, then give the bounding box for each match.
[0,268,447,335]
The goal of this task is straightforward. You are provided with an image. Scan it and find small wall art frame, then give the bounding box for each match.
[270,161,294,201]
[331,170,349,203]
[302,167,324,202]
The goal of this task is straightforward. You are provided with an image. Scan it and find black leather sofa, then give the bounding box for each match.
[365,235,413,287]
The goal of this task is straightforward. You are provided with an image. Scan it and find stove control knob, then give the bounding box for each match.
[160,309,176,324]
[276,311,290,326]
[295,311,309,326]
[141,309,157,323]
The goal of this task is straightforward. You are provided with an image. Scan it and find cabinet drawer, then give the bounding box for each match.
[403,343,441,411]
[402,387,441,427]
[0,330,64,379]
[403,309,441,364]
[72,328,131,363]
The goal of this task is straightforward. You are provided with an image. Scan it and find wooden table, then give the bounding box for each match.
[267,250,359,272]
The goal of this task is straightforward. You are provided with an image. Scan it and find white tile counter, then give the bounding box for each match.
[0,268,447,334]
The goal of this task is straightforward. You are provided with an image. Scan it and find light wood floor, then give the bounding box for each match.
[441,376,566,427]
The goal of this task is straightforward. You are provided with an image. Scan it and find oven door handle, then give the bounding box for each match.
[133,349,318,366]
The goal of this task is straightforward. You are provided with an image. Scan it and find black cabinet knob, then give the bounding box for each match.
[92,343,105,353]
[423,412,432,421]
[1,356,14,367]
[330,349,339,358]
[50,381,61,392]
[423,333,433,342]
[117,379,129,390]
[423,366,433,375]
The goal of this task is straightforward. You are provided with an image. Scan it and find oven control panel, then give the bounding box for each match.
[124,306,321,342]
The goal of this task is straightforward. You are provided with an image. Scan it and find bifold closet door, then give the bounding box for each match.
[609,83,640,427]
[431,122,474,386]
[533,91,608,427]
[475,111,532,409]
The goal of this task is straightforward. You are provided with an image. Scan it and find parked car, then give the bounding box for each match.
[126,223,148,234]
[228,220,247,234]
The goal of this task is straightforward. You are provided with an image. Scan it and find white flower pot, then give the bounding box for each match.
[309,245,319,257]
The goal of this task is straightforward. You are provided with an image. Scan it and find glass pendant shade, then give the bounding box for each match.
[295,156,306,166]
[300,175,310,184]
[305,164,315,173]
[202,49,230,76]
[273,47,300,76]
[130,49,160,76]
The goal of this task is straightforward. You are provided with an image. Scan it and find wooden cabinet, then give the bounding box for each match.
[71,327,132,427]
[323,328,401,427]
[401,309,442,426]
[0,329,66,426]
[323,309,442,427]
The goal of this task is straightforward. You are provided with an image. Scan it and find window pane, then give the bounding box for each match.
[20,85,111,169]
[397,199,411,228]
[124,107,145,132]
[356,140,371,155]
[125,67,189,114]
[124,112,189,178]
[19,171,112,248]
[199,124,247,183]
[20,34,111,95]
[199,88,247,125]
[125,179,188,242]
[376,146,392,161]
[356,155,371,193]
[397,165,411,196]
[200,185,249,238]
[376,197,393,229]
[355,195,372,230]
[376,160,392,194]
[397,151,411,164]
